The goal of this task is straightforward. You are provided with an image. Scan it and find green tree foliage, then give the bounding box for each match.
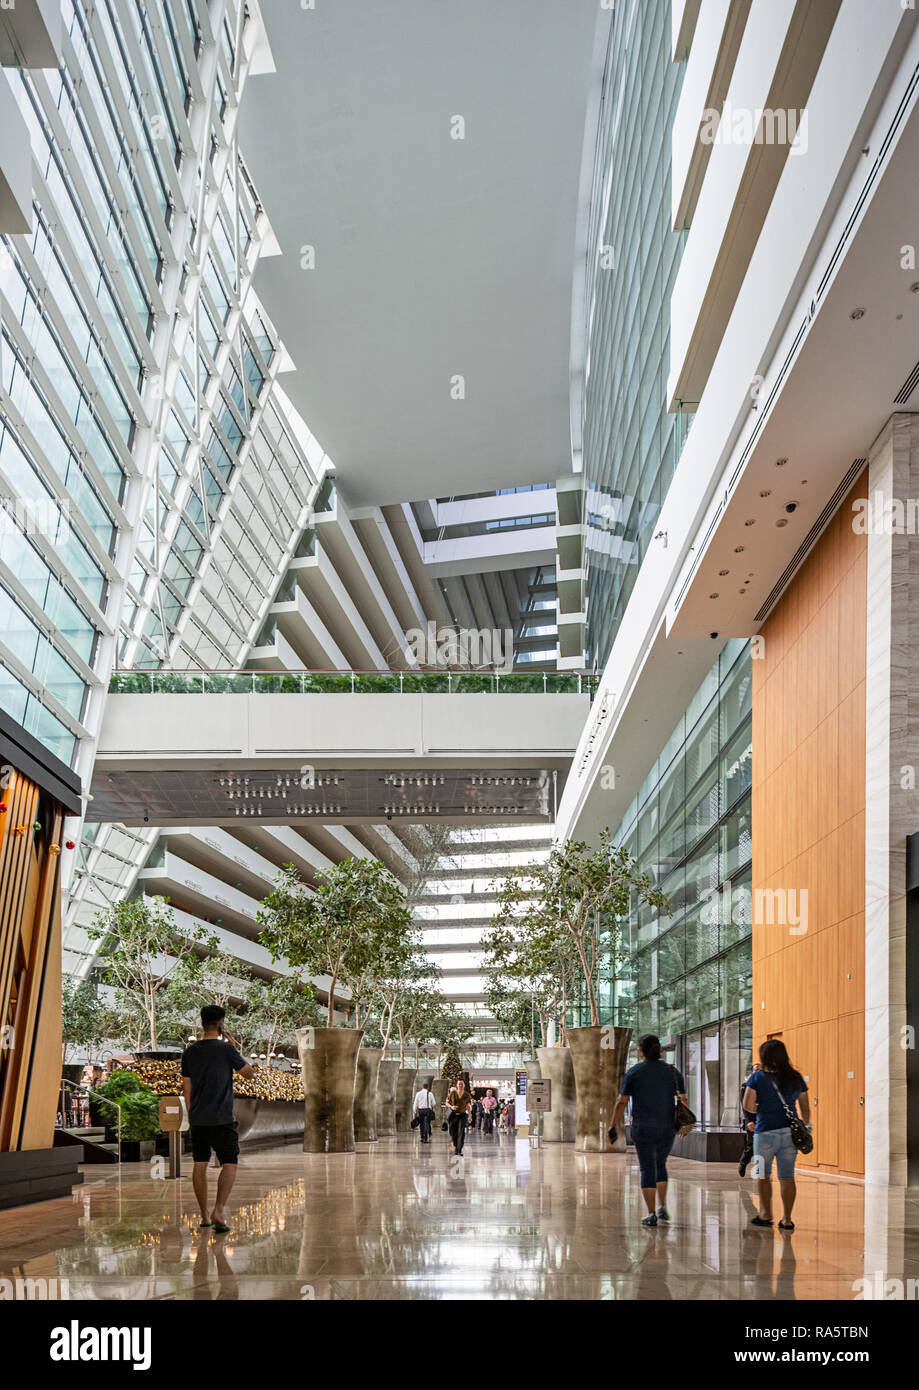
[257,857,415,1027]
[87,896,216,1051]
[61,974,105,1063]
[490,831,669,1029]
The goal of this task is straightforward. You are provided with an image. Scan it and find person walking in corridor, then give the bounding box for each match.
[743,1039,811,1232]
[445,1077,472,1155]
[181,1005,254,1233]
[611,1034,691,1227]
[412,1080,436,1143]
[482,1087,498,1135]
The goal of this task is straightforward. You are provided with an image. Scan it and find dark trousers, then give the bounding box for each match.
[483,1111,494,1134]
[417,1107,433,1141]
[633,1129,675,1189]
[449,1113,468,1154]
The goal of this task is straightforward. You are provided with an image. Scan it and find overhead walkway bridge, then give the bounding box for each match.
[91,670,596,828]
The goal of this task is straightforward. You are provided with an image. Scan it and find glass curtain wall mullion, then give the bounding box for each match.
[0,396,127,601]
[141,0,197,128]
[0,559,100,687]
[26,159,155,363]
[16,210,146,403]
[0,635,91,738]
[0,289,135,503]
[166,0,205,106]
[122,0,193,164]
[9,239,143,457]
[49,59,166,295]
[62,9,175,256]
[22,71,160,331]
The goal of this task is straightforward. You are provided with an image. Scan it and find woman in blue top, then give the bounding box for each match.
[612,1034,691,1228]
[742,1039,811,1232]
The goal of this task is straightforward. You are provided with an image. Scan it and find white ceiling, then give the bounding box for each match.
[241,0,599,506]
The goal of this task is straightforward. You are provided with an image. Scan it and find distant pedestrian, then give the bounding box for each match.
[412,1081,436,1143]
[482,1087,498,1135]
[445,1078,473,1155]
[743,1039,810,1232]
[611,1034,691,1227]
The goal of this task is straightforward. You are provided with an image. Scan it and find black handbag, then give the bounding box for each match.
[441,1120,449,1131]
[672,1066,696,1133]
[410,1115,420,1129]
[768,1075,813,1153]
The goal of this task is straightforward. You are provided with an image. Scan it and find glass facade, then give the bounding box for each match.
[575,640,753,1128]
[580,0,692,671]
[0,0,337,970]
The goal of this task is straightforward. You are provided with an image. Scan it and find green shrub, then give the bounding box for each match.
[92,1069,162,1141]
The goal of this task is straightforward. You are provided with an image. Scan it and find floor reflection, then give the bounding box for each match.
[0,1126,910,1300]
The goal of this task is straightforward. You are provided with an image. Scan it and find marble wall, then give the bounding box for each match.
[864,414,919,1188]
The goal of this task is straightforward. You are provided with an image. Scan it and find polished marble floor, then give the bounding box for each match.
[1,1127,916,1300]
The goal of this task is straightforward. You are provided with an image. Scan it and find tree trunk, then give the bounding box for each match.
[327,971,338,1028]
[573,933,599,1027]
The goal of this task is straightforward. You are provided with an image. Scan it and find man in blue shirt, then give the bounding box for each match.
[611,1034,691,1227]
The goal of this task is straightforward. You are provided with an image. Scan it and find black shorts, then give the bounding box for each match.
[190,1122,239,1165]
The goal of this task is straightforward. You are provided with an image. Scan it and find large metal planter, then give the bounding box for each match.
[536,1046,577,1142]
[354,1047,382,1142]
[235,1097,304,1144]
[568,1025,632,1153]
[375,1060,401,1137]
[394,1069,417,1130]
[296,1027,362,1154]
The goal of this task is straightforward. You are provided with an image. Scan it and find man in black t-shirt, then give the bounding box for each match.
[181,1005,254,1232]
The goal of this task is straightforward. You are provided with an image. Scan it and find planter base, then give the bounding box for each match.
[568,1025,632,1153]
[296,1027,362,1153]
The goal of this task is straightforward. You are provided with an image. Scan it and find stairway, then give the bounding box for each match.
[54,1126,120,1163]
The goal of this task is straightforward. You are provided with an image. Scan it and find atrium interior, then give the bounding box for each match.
[0,0,918,1333]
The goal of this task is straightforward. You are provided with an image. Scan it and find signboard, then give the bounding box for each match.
[515,1069,528,1128]
[527,1079,552,1112]
[158,1096,188,1132]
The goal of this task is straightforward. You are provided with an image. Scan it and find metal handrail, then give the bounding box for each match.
[60,1077,122,1170]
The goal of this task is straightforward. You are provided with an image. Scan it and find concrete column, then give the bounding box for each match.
[864,415,919,1188]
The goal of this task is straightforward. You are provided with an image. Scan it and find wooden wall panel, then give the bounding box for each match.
[0,773,65,1152]
[752,473,867,1177]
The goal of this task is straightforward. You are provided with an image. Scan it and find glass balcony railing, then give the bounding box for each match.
[108,669,600,696]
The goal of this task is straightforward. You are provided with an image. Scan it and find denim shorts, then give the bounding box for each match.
[753,1126,797,1180]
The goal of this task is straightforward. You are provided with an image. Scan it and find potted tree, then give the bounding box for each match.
[354,1017,385,1142]
[374,947,430,1135]
[546,832,668,1151]
[258,858,414,1153]
[485,894,581,1142]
